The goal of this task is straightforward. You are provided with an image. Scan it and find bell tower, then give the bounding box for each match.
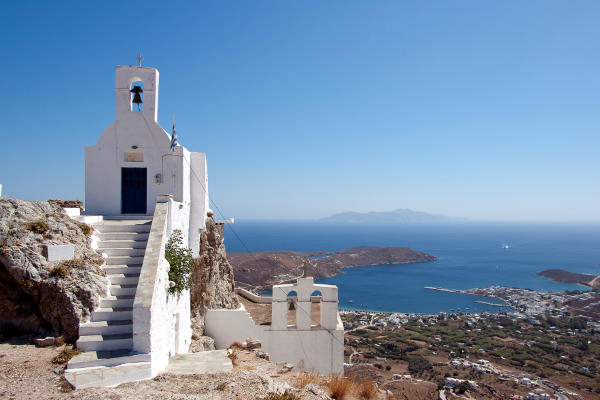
[115,65,159,122]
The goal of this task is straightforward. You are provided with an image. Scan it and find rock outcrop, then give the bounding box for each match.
[0,198,107,342]
[190,216,239,338]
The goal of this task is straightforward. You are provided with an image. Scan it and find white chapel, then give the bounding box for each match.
[84,64,208,254]
[65,62,343,389]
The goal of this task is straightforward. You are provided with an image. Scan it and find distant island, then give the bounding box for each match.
[537,269,600,289]
[320,208,467,223]
[228,246,437,289]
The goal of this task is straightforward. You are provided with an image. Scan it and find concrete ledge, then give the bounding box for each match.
[64,361,152,389]
[63,207,81,217]
[43,244,74,262]
[236,288,272,304]
[166,350,232,375]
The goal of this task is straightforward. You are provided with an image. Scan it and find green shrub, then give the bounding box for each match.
[165,229,194,294]
[406,355,432,375]
[456,380,470,394]
[27,221,49,234]
[50,264,69,278]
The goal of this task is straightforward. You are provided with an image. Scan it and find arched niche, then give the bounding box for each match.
[130,80,144,112]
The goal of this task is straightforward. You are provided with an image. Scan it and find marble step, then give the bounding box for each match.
[66,350,150,370]
[103,266,142,275]
[100,297,135,308]
[98,239,148,249]
[91,308,133,322]
[65,359,152,389]
[105,256,144,265]
[107,275,139,286]
[100,247,146,257]
[79,320,132,336]
[109,286,136,296]
[77,333,133,351]
[94,223,151,233]
[97,232,150,241]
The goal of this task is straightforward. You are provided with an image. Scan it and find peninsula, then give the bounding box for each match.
[537,269,600,288]
[228,246,437,289]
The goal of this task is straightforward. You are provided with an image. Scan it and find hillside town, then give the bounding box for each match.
[340,287,600,399]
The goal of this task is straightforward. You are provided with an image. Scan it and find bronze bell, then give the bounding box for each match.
[130,85,143,106]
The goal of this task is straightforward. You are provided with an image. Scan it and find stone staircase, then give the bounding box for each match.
[66,219,153,388]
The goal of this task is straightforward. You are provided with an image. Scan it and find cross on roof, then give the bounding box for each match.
[136,54,143,67]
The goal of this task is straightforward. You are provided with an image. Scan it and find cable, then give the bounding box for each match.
[180,145,347,366]
[181,155,252,253]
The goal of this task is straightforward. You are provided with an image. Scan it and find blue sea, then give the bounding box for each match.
[225,221,600,314]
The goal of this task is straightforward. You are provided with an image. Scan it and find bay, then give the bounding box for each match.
[225,221,600,314]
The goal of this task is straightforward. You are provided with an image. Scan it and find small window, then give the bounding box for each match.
[130,81,144,112]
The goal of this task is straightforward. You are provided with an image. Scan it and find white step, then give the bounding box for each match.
[110,286,136,296]
[105,256,144,265]
[94,223,151,233]
[65,360,152,389]
[103,266,142,275]
[100,297,135,308]
[77,333,133,351]
[97,232,150,241]
[79,321,133,336]
[107,275,139,285]
[67,351,150,370]
[101,247,146,257]
[99,240,148,249]
[91,308,133,322]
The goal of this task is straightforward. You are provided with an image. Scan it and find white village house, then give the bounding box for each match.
[63,62,343,388]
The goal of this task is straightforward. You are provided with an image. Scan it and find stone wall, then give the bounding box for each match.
[0,198,107,341]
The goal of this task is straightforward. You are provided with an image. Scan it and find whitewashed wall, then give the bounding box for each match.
[133,199,191,376]
[205,278,344,375]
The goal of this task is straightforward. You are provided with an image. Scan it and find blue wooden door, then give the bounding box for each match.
[121,168,147,214]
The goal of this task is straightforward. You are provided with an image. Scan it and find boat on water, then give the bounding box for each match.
[501,243,510,249]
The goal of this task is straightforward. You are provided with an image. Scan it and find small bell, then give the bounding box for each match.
[130,85,143,110]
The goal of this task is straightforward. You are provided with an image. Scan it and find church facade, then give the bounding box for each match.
[84,65,208,253]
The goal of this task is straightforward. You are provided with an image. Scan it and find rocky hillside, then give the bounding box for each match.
[190,215,240,339]
[229,246,437,289]
[0,198,107,342]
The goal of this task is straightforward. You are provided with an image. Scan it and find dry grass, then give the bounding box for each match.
[356,379,378,399]
[52,346,81,364]
[75,221,93,236]
[49,264,69,278]
[328,375,352,400]
[26,221,49,234]
[295,371,321,388]
[234,365,256,371]
[262,391,299,400]
[227,349,238,366]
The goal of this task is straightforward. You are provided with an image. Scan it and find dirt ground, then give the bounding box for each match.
[0,341,381,400]
[0,342,72,400]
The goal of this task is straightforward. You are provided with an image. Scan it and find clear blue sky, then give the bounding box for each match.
[1,1,599,221]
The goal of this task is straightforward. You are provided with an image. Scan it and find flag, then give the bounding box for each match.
[170,115,178,152]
